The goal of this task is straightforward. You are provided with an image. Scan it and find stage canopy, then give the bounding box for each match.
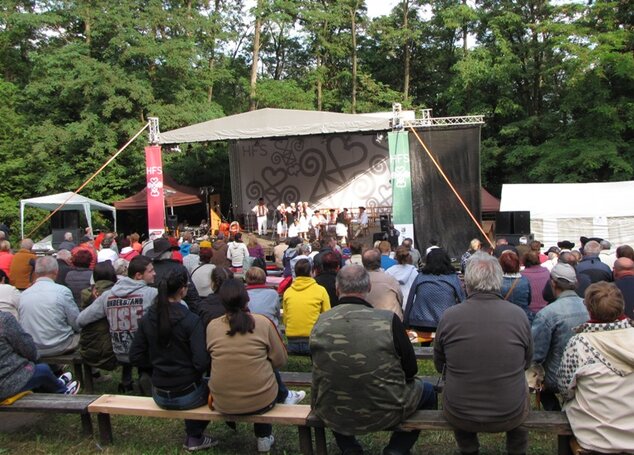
[20,192,117,238]
[114,175,202,210]
[158,108,390,144]
[481,187,500,212]
[500,181,634,246]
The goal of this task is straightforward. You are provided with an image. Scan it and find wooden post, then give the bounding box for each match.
[80,413,93,436]
[297,425,314,455]
[314,426,328,455]
[97,413,113,445]
[558,435,573,455]
[82,363,94,393]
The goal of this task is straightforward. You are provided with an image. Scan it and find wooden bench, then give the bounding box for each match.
[88,394,316,454]
[289,346,433,360]
[0,393,100,436]
[307,410,573,455]
[280,371,442,390]
[40,352,95,393]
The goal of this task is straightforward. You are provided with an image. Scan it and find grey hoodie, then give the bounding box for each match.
[77,277,158,362]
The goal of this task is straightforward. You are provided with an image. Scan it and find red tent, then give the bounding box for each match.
[481,187,500,213]
[114,175,202,210]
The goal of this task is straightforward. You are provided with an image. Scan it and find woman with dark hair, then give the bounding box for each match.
[65,249,95,305]
[499,251,534,323]
[190,247,215,298]
[404,248,465,332]
[198,267,234,327]
[520,250,550,314]
[557,282,634,454]
[206,278,304,453]
[130,269,217,451]
[79,262,118,374]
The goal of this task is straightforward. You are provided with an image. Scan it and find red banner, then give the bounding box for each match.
[145,145,165,238]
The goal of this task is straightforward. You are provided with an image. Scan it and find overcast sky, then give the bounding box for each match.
[365,0,400,18]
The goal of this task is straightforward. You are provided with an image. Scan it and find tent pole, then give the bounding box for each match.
[25,122,150,239]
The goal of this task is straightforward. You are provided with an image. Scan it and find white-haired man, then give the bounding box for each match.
[434,252,533,455]
[19,256,80,356]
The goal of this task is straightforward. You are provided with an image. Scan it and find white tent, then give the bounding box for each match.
[500,181,634,247]
[20,192,117,238]
[158,108,390,144]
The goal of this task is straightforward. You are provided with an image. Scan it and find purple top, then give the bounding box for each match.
[521,266,550,313]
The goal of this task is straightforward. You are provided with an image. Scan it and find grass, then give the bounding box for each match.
[0,358,560,454]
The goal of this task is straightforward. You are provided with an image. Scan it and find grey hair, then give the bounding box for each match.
[56,249,72,261]
[20,238,34,250]
[297,243,311,255]
[464,252,503,293]
[113,258,129,276]
[35,255,59,275]
[599,239,611,250]
[584,240,601,255]
[190,243,200,254]
[336,264,371,296]
[64,232,73,241]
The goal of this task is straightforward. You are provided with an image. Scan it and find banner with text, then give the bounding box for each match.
[145,145,165,238]
[388,131,414,243]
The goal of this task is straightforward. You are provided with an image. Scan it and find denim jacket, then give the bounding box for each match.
[531,290,588,389]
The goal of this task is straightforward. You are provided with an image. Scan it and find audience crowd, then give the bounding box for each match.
[0,221,633,455]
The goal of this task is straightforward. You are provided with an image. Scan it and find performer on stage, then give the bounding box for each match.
[251,198,269,236]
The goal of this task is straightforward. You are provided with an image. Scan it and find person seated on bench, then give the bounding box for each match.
[434,252,533,455]
[130,269,218,452]
[77,256,157,394]
[557,282,634,454]
[0,311,79,401]
[310,264,437,455]
[207,279,306,453]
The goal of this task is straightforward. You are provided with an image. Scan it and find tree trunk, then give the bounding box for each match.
[316,55,323,111]
[249,0,263,111]
[207,0,221,103]
[462,0,468,56]
[403,0,410,102]
[351,5,357,114]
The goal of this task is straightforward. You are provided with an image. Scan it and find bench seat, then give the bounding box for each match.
[0,393,100,435]
[88,394,315,453]
[279,371,441,389]
[307,410,572,455]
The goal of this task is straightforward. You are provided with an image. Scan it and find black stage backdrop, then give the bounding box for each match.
[409,126,482,259]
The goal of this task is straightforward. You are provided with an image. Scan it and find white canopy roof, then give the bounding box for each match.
[159,108,391,144]
[20,192,117,238]
[500,181,634,218]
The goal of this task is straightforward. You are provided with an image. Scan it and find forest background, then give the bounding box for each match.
[1,0,632,237]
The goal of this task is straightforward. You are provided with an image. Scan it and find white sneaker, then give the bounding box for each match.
[58,372,73,386]
[257,435,275,453]
[65,381,80,395]
[283,390,306,405]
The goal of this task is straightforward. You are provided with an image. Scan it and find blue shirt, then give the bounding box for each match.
[381,255,397,271]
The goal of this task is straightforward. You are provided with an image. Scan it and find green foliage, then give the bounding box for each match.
[0,0,632,238]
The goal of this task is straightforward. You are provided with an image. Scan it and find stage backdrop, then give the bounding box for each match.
[229,134,391,212]
[229,126,481,258]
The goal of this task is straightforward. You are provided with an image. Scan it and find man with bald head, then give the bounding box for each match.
[362,248,403,320]
[9,238,37,290]
[614,257,634,319]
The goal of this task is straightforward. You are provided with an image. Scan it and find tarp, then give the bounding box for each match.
[20,192,117,239]
[500,181,634,246]
[159,108,390,144]
[114,174,202,210]
[481,187,500,212]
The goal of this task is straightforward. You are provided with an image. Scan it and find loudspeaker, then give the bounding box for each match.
[166,215,178,230]
[52,229,82,250]
[513,211,531,235]
[495,211,531,234]
[50,211,80,230]
[380,214,391,232]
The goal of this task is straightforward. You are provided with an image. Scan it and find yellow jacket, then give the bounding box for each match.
[283,276,330,338]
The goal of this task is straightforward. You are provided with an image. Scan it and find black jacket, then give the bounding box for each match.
[129,302,209,389]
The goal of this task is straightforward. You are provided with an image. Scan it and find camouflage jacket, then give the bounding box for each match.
[310,298,422,435]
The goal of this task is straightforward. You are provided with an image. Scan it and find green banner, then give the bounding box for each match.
[388,131,414,241]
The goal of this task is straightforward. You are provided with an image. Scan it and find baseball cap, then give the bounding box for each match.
[550,263,577,284]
